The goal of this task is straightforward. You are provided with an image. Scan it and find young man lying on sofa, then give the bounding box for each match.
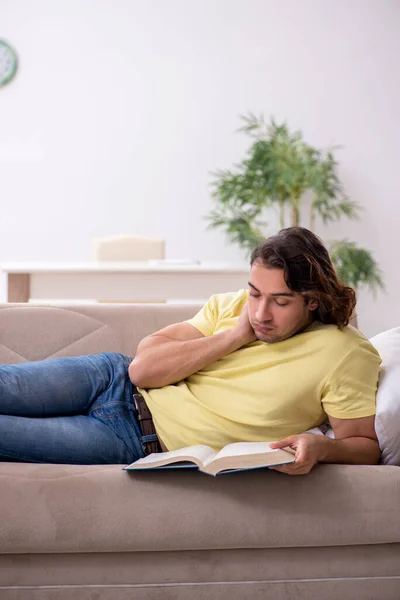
[0,227,381,475]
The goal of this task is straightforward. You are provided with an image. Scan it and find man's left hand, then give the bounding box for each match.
[269,434,327,475]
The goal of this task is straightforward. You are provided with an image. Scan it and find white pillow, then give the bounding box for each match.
[369,327,400,465]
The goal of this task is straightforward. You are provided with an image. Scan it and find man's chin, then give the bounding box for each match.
[254,329,282,344]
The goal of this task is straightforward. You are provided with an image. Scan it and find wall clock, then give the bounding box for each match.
[0,40,18,87]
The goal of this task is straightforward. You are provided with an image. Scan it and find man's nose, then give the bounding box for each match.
[255,300,273,322]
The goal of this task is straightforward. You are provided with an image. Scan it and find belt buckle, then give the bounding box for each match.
[132,393,142,414]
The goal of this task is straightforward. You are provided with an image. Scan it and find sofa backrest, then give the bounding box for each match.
[0,303,201,363]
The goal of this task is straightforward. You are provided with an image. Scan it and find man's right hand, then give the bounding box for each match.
[231,303,257,346]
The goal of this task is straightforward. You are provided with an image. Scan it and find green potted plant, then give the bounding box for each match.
[206,114,383,294]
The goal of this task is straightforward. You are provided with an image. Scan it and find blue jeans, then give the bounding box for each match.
[0,353,146,464]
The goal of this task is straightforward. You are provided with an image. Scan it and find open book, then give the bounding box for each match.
[124,441,296,476]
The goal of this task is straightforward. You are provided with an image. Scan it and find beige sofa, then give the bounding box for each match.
[1,302,400,600]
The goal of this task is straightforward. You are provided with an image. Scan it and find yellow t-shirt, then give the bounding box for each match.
[140,290,381,451]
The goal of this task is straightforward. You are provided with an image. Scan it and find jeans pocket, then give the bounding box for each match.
[118,353,133,368]
[92,400,144,461]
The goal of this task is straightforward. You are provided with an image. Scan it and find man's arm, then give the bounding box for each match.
[128,304,256,389]
[318,414,380,464]
[269,415,380,475]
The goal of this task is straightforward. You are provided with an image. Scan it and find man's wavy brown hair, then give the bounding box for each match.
[250,227,356,329]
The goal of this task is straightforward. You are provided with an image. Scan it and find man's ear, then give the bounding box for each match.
[307,298,318,311]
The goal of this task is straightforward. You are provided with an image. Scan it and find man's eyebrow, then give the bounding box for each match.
[248,282,294,297]
[270,292,295,297]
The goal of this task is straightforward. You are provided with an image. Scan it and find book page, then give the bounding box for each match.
[204,441,295,475]
[211,441,278,462]
[127,445,216,469]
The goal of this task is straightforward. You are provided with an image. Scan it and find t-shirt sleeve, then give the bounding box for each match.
[185,295,219,336]
[321,340,381,419]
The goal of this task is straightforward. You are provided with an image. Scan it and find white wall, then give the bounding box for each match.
[1,0,399,336]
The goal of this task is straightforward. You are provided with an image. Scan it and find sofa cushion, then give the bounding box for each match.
[370,327,400,465]
[0,304,201,362]
[1,462,400,554]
